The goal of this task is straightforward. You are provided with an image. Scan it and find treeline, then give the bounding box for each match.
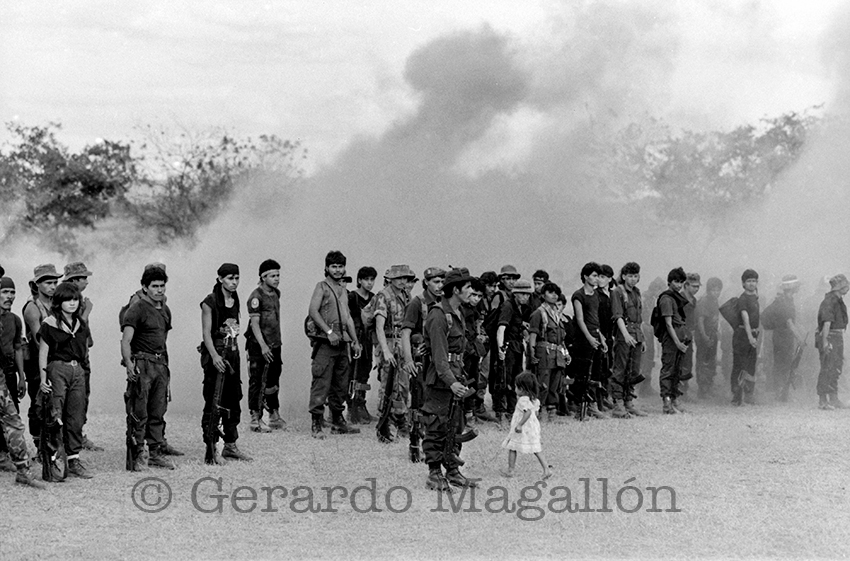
[0,123,306,256]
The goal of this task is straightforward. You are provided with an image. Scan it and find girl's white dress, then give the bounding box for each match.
[501,396,542,453]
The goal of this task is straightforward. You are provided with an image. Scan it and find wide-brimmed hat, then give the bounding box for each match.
[63,261,93,279]
[829,274,849,292]
[385,264,415,280]
[499,265,520,278]
[512,279,534,294]
[31,264,62,284]
[444,268,474,289]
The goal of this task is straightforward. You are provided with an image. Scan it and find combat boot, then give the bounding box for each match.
[445,467,479,488]
[15,465,46,490]
[474,404,497,423]
[131,445,149,472]
[222,443,253,461]
[347,400,363,425]
[160,440,185,456]
[267,409,287,430]
[819,395,835,410]
[408,440,423,463]
[624,400,648,417]
[250,410,272,433]
[663,396,677,414]
[671,398,685,413]
[312,414,327,439]
[359,391,375,424]
[331,412,360,435]
[148,448,176,470]
[67,458,93,479]
[394,414,410,439]
[81,434,104,452]
[587,402,610,419]
[611,400,631,419]
[426,465,452,493]
[0,451,15,472]
[829,393,849,409]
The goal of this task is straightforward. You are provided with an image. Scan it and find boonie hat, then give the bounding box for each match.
[385,264,415,280]
[829,274,849,292]
[499,265,520,278]
[512,280,534,294]
[30,264,62,284]
[64,262,93,279]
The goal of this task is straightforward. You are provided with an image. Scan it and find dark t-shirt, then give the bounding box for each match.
[246,286,281,348]
[696,295,719,337]
[39,317,90,363]
[659,291,686,328]
[571,288,600,332]
[202,292,240,342]
[818,292,848,331]
[348,290,372,334]
[597,289,613,338]
[0,311,22,371]
[122,298,172,355]
[736,292,760,329]
[498,297,525,343]
[402,292,438,334]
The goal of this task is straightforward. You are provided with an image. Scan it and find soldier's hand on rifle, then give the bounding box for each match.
[676,341,688,353]
[450,382,467,398]
[382,346,397,367]
[17,375,26,399]
[260,342,273,363]
[403,360,418,377]
[40,379,52,394]
[212,353,227,373]
[748,335,758,349]
[498,346,506,361]
[352,341,362,359]
[126,364,138,383]
[625,334,637,347]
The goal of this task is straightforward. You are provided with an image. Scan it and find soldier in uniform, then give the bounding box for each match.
[0,276,26,471]
[200,263,252,463]
[658,268,689,414]
[695,277,722,399]
[530,270,549,312]
[246,259,285,433]
[401,267,446,460]
[816,274,848,410]
[422,268,477,491]
[496,279,533,427]
[307,251,362,439]
[347,266,377,424]
[0,266,44,488]
[22,264,62,454]
[528,282,569,422]
[767,275,802,402]
[373,264,415,442]
[571,262,609,419]
[731,269,760,406]
[679,272,701,402]
[609,262,648,418]
[63,262,102,452]
[121,265,175,470]
[476,271,500,420]
[637,277,665,397]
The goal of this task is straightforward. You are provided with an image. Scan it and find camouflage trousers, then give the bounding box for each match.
[0,369,28,467]
[376,340,409,417]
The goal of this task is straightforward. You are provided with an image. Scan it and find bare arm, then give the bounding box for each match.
[741,310,757,347]
[121,326,136,381]
[23,304,41,344]
[514,408,532,432]
[38,338,51,393]
[665,316,687,352]
[202,303,226,373]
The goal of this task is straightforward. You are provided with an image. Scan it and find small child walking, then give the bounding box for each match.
[500,371,552,479]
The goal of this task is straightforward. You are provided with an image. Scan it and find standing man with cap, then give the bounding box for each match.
[731,269,761,406]
[0,264,45,488]
[63,261,103,452]
[22,264,62,454]
[422,268,477,491]
[0,274,26,471]
[816,274,848,410]
[121,264,175,470]
[609,262,647,419]
[401,266,446,461]
[307,251,362,439]
[200,263,252,464]
[766,275,803,402]
[373,264,415,442]
[246,259,285,433]
[495,278,533,427]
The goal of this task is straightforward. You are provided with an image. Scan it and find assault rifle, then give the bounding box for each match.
[444,383,478,467]
[205,359,233,463]
[125,366,141,471]
[787,333,808,391]
[375,333,401,443]
[40,391,66,481]
[573,357,601,422]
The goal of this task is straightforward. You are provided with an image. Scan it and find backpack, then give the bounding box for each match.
[761,297,783,330]
[650,290,686,341]
[719,297,739,328]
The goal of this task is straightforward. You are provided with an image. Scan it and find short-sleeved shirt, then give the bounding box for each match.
[696,295,720,337]
[0,311,23,370]
[348,290,372,334]
[658,290,687,328]
[529,305,566,345]
[246,285,281,348]
[610,284,643,341]
[683,293,697,335]
[771,293,796,332]
[373,285,409,336]
[122,296,171,355]
[38,317,90,363]
[818,292,848,331]
[498,297,525,343]
[736,292,760,329]
[571,288,600,332]
[597,289,613,339]
[401,291,438,335]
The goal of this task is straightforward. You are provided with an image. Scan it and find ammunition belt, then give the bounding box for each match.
[447,353,463,363]
[133,351,168,365]
[536,342,560,352]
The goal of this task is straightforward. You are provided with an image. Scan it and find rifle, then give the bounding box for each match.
[258,360,270,416]
[125,366,141,470]
[205,356,234,464]
[375,331,401,443]
[408,360,424,462]
[573,357,599,422]
[40,391,66,482]
[787,333,808,391]
[443,383,478,466]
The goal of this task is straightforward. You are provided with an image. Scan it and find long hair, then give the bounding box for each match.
[50,282,81,326]
[515,371,540,403]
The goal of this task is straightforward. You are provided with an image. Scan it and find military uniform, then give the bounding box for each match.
[816,282,848,405]
[528,303,567,415]
[0,307,23,458]
[731,292,759,404]
[769,292,797,399]
[695,293,720,397]
[610,283,644,406]
[245,282,283,428]
[373,282,411,435]
[658,289,688,402]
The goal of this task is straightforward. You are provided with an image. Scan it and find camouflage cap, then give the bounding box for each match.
[31,264,62,284]
[64,261,93,279]
[423,267,447,280]
[499,265,520,278]
[385,264,415,280]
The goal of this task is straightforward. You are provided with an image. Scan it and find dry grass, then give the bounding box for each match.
[4,394,850,560]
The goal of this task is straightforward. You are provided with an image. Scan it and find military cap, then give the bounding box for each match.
[385,264,415,280]
[30,264,62,284]
[444,268,474,289]
[512,279,534,294]
[63,262,93,279]
[499,265,520,278]
[423,267,447,280]
[0,277,14,290]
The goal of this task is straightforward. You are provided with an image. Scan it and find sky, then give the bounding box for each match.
[2,0,849,415]
[0,0,843,169]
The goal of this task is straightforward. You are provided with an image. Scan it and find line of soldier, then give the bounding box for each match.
[2,252,846,490]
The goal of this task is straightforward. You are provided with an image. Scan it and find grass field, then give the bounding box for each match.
[4,393,850,560]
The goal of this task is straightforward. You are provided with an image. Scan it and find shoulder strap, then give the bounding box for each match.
[323,281,343,328]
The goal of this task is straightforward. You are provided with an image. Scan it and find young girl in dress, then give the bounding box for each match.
[500,371,552,479]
